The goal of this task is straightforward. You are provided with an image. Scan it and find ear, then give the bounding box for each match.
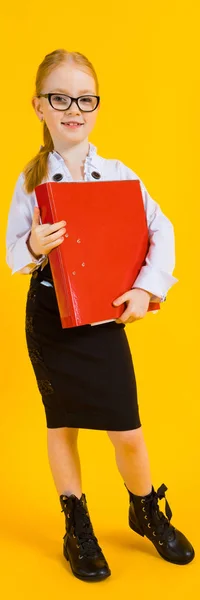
[32,96,44,121]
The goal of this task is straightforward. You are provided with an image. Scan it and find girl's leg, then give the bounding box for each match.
[47,426,82,498]
[107,427,195,565]
[46,426,111,580]
[107,426,152,496]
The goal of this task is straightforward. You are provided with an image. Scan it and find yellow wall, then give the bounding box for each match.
[1,1,199,597]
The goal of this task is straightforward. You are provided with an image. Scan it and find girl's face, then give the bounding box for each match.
[32,62,100,150]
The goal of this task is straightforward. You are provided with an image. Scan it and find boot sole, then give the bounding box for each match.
[63,544,111,581]
[129,517,195,565]
[155,548,195,565]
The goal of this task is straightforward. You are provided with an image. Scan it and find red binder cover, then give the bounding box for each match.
[35,180,160,328]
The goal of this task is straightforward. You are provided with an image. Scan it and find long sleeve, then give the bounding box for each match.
[5,172,48,275]
[118,162,179,303]
[132,180,178,302]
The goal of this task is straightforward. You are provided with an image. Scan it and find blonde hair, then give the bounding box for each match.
[23,49,99,194]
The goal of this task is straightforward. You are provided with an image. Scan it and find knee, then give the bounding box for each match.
[107,426,144,452]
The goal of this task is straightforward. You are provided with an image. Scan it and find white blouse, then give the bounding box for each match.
[5,142,178,325]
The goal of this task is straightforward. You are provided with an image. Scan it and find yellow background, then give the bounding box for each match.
[1,0,199,597]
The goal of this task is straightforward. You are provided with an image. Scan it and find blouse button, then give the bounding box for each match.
[91,171,101,179]
[52,173,63,181]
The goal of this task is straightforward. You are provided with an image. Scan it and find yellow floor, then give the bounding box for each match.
[0,417,199,600]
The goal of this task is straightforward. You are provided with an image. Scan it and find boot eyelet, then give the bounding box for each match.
[79,554,84,559]
[67,513,70,518]
[144,515,148,519]
[76,544,80,548]
[153,531,156,536]
[141,499,145,503]
[73,534,76,538]
[142,507,146,512]
[159,541,164,545]
[148,523,151,528]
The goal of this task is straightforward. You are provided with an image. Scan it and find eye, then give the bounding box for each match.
[80,96,93,103]
[52,95,67,102]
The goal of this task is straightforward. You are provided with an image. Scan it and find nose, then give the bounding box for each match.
[65,99,81,113]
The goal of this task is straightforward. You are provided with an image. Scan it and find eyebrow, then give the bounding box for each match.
[49,88,95,95]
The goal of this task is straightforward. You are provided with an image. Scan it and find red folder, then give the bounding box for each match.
[35,180,160,328]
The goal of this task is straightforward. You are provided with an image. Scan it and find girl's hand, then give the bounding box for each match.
[112,288,152,324]
[28,206,67,258]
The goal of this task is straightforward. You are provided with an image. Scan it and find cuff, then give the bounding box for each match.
[11,230,46,275]
[131,265,178,302]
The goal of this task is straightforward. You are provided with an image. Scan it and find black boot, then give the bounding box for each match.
[125,482,195,565]
[60,492,111,582]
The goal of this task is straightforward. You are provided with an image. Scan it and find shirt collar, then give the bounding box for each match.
[41,141,102,181]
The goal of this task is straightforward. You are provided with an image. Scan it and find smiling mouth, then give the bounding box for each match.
[62,122,84,127]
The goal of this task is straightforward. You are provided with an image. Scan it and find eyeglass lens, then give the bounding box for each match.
[50,94,98,111]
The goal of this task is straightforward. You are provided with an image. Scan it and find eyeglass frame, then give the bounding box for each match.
[37,93,100,112]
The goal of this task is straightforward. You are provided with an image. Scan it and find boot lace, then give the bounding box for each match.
[62,501,103,559]
[143,483,176,542]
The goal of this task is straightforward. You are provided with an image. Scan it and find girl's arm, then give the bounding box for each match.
[5,173,48,275]
[118,162,178,303]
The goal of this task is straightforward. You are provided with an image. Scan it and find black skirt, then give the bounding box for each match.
[25,261,141,431]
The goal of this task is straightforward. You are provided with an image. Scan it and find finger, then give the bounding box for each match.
[116,316,135,324]
[120,308,135,321]
[32,206,41,227]
[113,293,130,306]
[42,227,66,244]
[46,221,66,232]
[41,237,64,250]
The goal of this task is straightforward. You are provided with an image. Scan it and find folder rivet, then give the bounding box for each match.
[81,263,85,267]
[72,271,76,275]
[77,239,81,243]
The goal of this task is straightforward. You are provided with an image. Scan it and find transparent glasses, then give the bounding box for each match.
[37,93,100,112]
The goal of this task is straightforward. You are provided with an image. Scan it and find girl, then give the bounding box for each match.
[6,49,194,583]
